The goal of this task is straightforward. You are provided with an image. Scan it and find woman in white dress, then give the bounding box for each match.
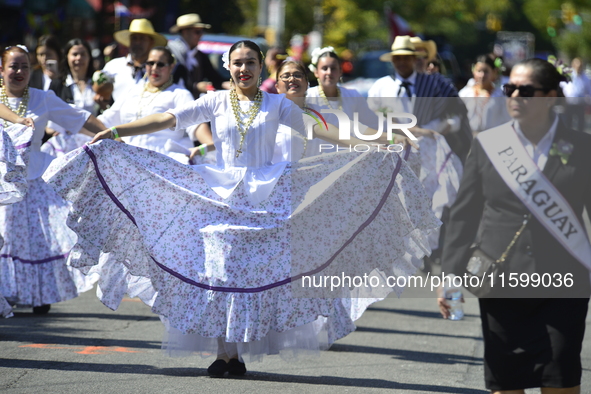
[307,47,383,139]
[44,41,439,376]
[0,45,107,314]
[0,106,34,318]
[272,59,413,161]
[459,54,510,135]
[99,46,199,164]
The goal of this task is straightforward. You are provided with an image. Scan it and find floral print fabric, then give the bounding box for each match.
[44,139,439,359]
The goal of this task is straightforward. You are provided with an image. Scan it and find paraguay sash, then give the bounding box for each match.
[477,125,591,272]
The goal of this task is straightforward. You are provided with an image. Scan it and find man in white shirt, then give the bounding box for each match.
[167,13,226,99]
[368,35,472,162]
[563,57,591,132]
[100,19,167,103]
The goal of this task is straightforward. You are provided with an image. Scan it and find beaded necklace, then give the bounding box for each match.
[0,85,29,127]
[317,84,342,111]
[230,88,263,158]
[136,79,173,119]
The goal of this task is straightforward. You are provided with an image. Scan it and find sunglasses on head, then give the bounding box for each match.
[502,84,549,97]
[145,61,168,68]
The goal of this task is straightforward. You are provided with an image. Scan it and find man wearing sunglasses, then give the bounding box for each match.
[168,13,226,99]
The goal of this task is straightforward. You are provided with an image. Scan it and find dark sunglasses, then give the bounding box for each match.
[145,61,169,68]
[502,84,549,97]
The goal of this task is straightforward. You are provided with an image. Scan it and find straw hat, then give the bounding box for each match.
[379,35,416,62]
[410,37,437,61]
[169,13,211,33]
[114,19,167,47]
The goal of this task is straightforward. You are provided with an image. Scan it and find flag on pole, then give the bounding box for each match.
[384,5,414,44]
[115,2,132,17]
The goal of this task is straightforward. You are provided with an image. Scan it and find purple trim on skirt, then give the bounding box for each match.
[14,141,32,150]
[1,253,69,265]
[403,144,411,161]
[436,151,454,180]
[84,145,403,293]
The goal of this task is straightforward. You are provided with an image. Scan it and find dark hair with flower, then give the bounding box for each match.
[546,55,572,83]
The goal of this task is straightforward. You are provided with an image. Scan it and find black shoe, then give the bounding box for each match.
[207,359,228,377]
[32,304,51,315]
[227,358,246,376]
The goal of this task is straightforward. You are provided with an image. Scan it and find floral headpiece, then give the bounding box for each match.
[4,44,29,53]
[309,46,336,72]
[547,55,572,82]
[222,50,230,71]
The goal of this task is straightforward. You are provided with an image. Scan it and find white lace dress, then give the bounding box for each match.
[44,90,440,361]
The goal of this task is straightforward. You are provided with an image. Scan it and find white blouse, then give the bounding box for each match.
[459,85,511,133]
[168,90,306,204]
[6,88,90,179]
[307,85,383,134]
[99,83,197,163]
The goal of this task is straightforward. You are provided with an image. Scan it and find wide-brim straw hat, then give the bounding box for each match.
[379,35,416,62]
[169,13,211,33]
[114,19,168,47]
[410,37,437,61]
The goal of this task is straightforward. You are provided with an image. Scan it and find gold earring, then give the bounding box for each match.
[258,77,262,87]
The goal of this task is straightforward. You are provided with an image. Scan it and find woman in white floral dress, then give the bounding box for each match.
[0,104,34,317]
[44,41,439,376]
[0,45,107,315]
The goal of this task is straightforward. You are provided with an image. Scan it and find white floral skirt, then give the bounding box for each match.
[0,125,96,308]
[0,124,30,205]
[44,140,440,361]
[404,134,463,250]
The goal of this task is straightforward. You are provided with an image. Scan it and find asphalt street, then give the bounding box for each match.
[2,275,591,394]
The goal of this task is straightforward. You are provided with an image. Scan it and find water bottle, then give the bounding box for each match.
[445,289,464,321]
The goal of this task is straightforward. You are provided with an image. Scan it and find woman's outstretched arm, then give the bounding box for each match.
[91,113,176,143]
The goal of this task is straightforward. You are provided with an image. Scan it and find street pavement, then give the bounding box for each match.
[1,274,591,394]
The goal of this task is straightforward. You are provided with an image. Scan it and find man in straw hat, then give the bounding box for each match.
[369,35,472,163]
[101,18,167,102]
[168,13,226,98]
[410,36,437,73]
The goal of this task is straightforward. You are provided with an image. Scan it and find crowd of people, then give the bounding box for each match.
[0,12,590,394]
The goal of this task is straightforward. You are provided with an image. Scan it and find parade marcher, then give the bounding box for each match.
[562,57,591,133]
[409,36,437,74]
[0,45,107,314]
[272,59,414,161]
[0,105,35,318]
[99,46,198,163]
[29,35,63,95]
[44,40,439,376]
[43,38,99,157]
[307,46,383,139]
[101,18,167,103]
[168,13,226,98]
[439,58,591,393]
[459,54,510,135]
[369,35,465,269]
[369,35,472,162]
[259,47,287,94]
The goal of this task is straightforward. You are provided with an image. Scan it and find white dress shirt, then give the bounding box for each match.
[512,116,558,170]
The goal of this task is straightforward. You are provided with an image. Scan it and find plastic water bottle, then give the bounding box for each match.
[446,289,464,321]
